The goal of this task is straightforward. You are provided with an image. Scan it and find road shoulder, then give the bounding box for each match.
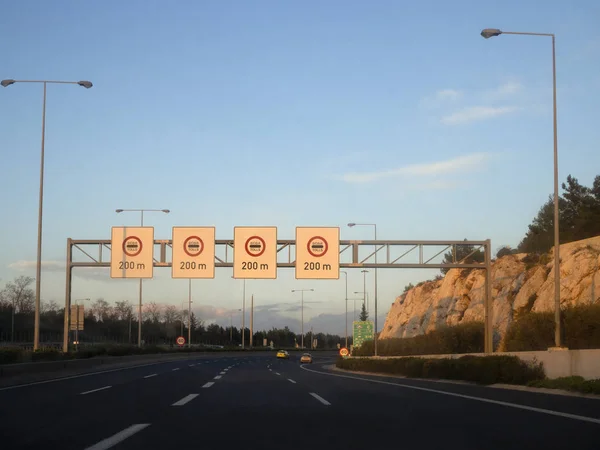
[323,364,600,400]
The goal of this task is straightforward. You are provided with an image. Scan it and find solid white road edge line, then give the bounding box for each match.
[172,394,199,406]
[202,382,214,388]
[310,392,331,406]
[288,379,296,384]
[80,385,112,395]
[84,424,150,450]
[300,366,600,425]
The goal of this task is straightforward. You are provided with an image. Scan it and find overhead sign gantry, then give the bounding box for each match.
[63,226,493,355]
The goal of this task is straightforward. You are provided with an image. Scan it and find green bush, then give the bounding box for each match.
[504,304,600,351]
[31,348,65,362]
[336,354,545,385]
[0,347,23,364]
[355,321,484,357]
[528,376,600,395]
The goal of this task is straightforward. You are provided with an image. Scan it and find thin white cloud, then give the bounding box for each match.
[336,152,489,184]
[436,89,462,100]
[495,81,523,95]
[9,260,65,272]
[420,89,462,109]
[441,106,518,125]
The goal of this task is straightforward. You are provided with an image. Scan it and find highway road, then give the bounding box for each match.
[1,352,599,449]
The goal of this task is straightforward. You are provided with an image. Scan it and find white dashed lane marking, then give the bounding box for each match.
[80,386,111,395]
[172,394,199,406]
[310,393,331,406]
[84,424,150,450]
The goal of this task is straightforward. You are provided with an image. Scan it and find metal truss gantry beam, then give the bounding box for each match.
[63,238,493,354]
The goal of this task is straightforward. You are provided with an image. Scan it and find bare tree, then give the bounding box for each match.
[163,305,178,324]
[2,276,35,313]
[113,300,133,321]
[91,298,111,322]
[40,300,59,313]
[144,302,162,322]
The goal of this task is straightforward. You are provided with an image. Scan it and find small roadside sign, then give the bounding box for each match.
[339,347,349,357]
[70,305,85,331]
[176,336,186,346]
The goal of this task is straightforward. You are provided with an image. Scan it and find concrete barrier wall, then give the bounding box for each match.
[371,349,600,380]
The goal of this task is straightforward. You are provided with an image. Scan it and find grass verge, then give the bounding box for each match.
[527,376,600,395]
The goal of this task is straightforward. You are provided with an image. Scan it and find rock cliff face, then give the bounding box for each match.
[380,236,600,343]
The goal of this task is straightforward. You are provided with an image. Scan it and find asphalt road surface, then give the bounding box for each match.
[1,353,599,450]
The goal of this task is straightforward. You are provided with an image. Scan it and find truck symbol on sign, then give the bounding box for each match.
[248,241,262,251]
[188,241,200,251]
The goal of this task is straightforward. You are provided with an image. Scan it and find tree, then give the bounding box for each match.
[144,302,162,323]
[91,298,111,322]
[440,239,484,275]
[1,276,35,313]
[518,174,600,254]
[496,246,512,259]
[359,302,368,321]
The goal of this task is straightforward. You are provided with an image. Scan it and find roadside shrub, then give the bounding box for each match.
[0,347,22,364]
[504,304,600,351]
[503,311,554,351]
[337,355,545,385]
[355,321,484,357]
[528,376,600,395]
[31,348,64,362]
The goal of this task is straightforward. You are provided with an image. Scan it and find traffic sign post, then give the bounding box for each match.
[70,305,85,351]
[233,227,277,279]
[110,227,154,278]
[295,227,340,279]
[176,336,186,346]
[172,227,216,279]
[352,320,374,349]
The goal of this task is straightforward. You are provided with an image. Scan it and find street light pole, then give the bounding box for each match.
[2,78,93,351]
[115,208,170,347]
[292,288,314,349]
[361,270,369,310]
[341,271,348,348]
[480,28,562,347]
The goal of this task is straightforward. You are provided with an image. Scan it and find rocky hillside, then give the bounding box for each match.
[380,236,600,342]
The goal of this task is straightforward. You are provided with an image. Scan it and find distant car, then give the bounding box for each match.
[276,350,289,359]
[300,353,312,364]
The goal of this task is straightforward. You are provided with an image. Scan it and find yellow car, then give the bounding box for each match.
[276,350,289,359]
[300,353,312,364]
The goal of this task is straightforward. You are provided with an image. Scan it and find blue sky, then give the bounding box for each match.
[1,0,599,335]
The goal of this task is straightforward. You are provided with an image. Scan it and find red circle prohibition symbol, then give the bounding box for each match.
[307,236,328,258]
[245,236,266,257]
[176,336,185,345]
[183,236,204,257]
[122,236,143,257]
